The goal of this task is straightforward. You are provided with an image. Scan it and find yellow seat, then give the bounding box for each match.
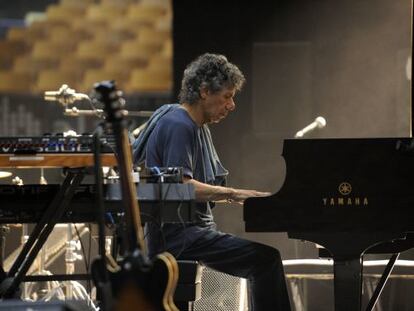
[13,55,59,76]
[59,0,94,8]
[6,26,46,44]
[101,0,136,7]
[161,38,173,58]
[46,4,86,22]
[127,3,167,22]
[0,40,30,69]
[33,70,80,93]
[93,28,135,45]
[6,27,27,41]
[124,68,172,93]
[31,40,77,59]
[80,69,129,92]
[76,41,119,59]
[147,54,172,72]
[104,54,149,73]
[111,18,153,34]
[47,27,92,43]
[154,8,172,32]
[86,4,126,23]
[0,71,33,94]
[30,19,71,31]
[71,19,108,37]
[60,56,104,75]
[136,28,171,45]
[120,40,162,58]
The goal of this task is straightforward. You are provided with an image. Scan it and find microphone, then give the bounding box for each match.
[295,116,326,138]
[64,107,104,117]
[44,84,89,106]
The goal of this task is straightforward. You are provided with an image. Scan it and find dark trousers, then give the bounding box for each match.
[166,228,291,311]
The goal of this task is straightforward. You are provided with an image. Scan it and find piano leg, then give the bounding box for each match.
[333,256,363,311]
[288,232,406,311]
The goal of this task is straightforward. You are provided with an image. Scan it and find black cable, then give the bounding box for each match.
[157,177,167,252]
[157,177,189,258]
[172,184,188,258]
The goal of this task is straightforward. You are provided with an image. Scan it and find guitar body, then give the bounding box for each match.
[91,81,179,311]
[92,251,179,311]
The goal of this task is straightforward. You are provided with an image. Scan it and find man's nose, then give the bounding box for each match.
[226,99,235,111]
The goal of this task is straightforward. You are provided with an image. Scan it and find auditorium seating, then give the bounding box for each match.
[86,4,126,23]
[0,40,30,70]
[33,70,80,93]
[60,56,104,76]
[125,67,172,93]
[0,71,33,93]
[0,0,173,95]
[13,55,59,76]
[45,4,86,22]
[80,68,129,92]
[103,54,149,73]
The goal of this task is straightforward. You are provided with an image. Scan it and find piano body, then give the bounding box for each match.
[244,138,414,311]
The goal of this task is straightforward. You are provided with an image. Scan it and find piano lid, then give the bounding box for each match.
[244,138,414,232]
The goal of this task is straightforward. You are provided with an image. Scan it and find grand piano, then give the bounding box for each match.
[244,138,414,311]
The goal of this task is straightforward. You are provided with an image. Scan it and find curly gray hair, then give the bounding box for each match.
[178,53,245,105]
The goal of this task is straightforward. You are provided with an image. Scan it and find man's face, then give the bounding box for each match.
[201,87,236,124]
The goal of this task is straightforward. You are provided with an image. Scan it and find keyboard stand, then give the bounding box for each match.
[0,168,86,298]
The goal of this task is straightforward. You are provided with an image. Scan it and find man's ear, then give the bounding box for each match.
[200,87,209,99]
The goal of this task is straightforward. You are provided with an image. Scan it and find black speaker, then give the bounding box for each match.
[0,300,90,310]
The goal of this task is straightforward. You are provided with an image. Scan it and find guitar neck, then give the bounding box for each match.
[115,125,146,254]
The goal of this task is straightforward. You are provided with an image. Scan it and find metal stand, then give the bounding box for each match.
[0,169,85,299]
[25,224,91,303]
[65,223,82,300]
[289,232,406,311]
[0,225,9,267]
[365,253,400,311]
[25,243,65,301]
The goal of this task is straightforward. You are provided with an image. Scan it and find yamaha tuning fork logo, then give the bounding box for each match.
[322,181,368,207]
[338,182,352,195]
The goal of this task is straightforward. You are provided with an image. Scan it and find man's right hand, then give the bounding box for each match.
[229,188,271,204]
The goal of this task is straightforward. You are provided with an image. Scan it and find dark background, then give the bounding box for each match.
[172,1,413,309]
[173,0,411,259]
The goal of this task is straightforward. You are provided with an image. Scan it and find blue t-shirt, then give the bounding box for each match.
[145,107,215,256]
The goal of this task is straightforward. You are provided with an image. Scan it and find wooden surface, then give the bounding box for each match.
[0,154,117,168]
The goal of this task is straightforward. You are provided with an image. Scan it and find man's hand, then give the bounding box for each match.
[183,177,271,204]
[229,188,271,204]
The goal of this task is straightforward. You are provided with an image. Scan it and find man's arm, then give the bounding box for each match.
[184,177,271,204]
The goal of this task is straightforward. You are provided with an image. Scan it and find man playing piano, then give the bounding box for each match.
[134,53,291,310]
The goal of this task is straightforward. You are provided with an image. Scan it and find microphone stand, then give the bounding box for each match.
[64,108,104,118]
[44,84,154,120]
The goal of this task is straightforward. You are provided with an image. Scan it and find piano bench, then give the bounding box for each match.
[174,260,203,311]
